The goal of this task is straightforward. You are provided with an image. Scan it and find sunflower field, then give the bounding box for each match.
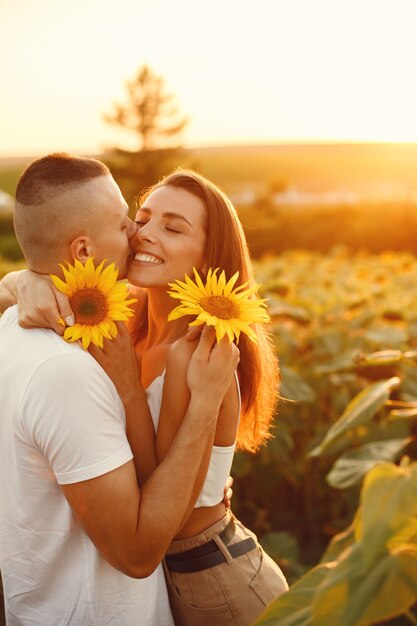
[225,247,417,625]
[3,248,417,624]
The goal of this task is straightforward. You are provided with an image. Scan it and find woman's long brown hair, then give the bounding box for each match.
[128,169,279,453]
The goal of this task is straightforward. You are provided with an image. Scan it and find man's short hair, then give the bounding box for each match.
[16,153,110,205]
[14,153,111,269]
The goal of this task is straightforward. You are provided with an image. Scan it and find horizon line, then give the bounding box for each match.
[1,139,417,161]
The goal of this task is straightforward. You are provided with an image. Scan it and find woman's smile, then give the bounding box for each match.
[134,252,164,265]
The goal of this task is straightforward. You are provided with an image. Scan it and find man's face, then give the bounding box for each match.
[83,176,137,278]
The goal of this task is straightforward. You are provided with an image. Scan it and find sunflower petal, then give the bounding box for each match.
[223,271,240,296]
[84,257,97,288]
[217,270,227,294]
[81,327,92,350]
[193,267,209,294]
[50,274,72,296]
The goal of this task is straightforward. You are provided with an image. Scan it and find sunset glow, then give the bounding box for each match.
[1,0,417,156]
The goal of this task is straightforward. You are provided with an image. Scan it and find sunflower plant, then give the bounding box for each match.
[50,257,136,349]
[167,267,270,343]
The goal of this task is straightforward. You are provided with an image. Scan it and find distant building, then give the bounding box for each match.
[0,189,13,213]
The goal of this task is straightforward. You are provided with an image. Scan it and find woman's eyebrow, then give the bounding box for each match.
[139,207,192,227]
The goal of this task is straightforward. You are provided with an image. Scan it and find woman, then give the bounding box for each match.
[6,170,288,624]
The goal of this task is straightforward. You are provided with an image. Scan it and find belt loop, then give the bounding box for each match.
[212,533,234,563]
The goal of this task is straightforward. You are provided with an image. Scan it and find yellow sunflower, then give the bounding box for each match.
[50,257,137,349]
[167,267,270,343]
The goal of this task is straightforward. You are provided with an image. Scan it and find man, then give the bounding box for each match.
[0,153,239,625]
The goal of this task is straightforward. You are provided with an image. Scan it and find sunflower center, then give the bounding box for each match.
[200,295,240,319]
[69,288,108,325]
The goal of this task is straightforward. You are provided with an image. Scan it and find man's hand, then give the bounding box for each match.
[187,326,240,414]
[223,475,234,509]
[15,271,74,335]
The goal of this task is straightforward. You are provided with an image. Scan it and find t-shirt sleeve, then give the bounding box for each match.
[19,351,133,485]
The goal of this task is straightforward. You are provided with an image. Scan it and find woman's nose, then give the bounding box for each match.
[136,222,156,243]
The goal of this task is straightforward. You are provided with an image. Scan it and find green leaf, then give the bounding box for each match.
[313,349,360,374]
[280,366,316,403]
[253,563,331,626]
[309,377,400,457]
[313,544,417,626]
[357,462,417,558]
[326,438,413,489]
[269,302,311,323]
[388,407,417,420]
[359,349,403,366]
[364,325,409,346]
[260,532,299,564]
[320,524,355,563]
[315,463,417,625]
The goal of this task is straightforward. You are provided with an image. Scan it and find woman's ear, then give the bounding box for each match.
[70,236,92,263]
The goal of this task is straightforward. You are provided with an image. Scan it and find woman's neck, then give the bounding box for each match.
[144,287,191,350]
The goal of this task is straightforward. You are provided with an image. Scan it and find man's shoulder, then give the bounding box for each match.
[0,303,18,324]
[0,311,103,384]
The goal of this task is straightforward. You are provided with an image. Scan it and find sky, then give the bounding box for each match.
[1,0,417,157]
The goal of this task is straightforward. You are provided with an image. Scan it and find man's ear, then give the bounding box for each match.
[70,236,93,263]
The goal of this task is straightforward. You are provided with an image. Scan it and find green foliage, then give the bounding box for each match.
[231,249,417,575]
[0,167,20,196]
[255,463,417,625]
[0,214,23,261]
[4,146,417,253]
[243,248,417,624]
[0,258,26,279]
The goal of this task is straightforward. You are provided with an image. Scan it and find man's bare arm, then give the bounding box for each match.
[89,323,157,487]
[62,327,239,578]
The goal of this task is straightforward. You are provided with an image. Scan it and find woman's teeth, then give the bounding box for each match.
[135,253,163,264]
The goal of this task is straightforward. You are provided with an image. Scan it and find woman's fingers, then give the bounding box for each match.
[185,325,203,341]
[53,287,75,330]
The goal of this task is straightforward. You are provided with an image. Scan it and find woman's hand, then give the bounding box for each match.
[88,322,144,403]
[15,271,74,335]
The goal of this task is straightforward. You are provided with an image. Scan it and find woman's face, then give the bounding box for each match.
[128,185,207,289]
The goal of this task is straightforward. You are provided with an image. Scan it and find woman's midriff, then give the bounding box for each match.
[174,502,227,540]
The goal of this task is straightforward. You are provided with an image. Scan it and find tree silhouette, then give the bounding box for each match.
[103,65,188,207]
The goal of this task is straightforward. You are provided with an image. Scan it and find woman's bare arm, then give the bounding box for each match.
[156,336,239,529]
[0,269,74,333]
[0,271,22,312]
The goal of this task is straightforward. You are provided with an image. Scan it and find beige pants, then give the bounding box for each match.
[163,511,288,626]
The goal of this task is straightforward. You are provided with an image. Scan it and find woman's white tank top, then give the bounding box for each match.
[146,370,241,507]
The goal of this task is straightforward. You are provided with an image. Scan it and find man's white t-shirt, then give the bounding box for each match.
[0,306,173,625]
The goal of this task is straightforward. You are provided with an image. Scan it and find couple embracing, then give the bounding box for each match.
[0,153,287,625]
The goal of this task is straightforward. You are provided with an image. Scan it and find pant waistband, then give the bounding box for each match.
[165,519,256,573]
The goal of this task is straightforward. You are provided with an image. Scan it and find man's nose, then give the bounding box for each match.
[127,218,139,248]
[127,217,138,236]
